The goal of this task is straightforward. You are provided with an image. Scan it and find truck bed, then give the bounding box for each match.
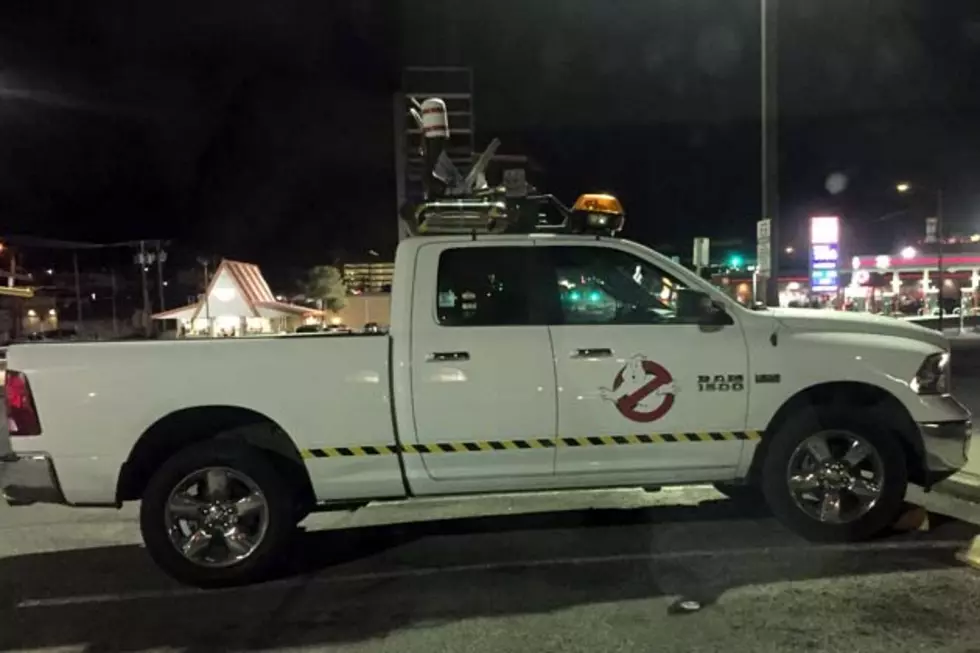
[6,334,397,504]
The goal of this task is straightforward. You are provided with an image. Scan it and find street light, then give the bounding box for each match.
[896,181,945,331]
[900,246,917,260]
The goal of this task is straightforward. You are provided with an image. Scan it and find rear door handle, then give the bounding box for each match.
[571,348,613,359]
[427,351,470,362]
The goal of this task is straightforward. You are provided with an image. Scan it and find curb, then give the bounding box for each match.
[933,476,980,504]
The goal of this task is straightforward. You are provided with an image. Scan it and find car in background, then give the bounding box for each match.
[294,323,352,335]
[294,324,325,334]
[22,328,79,342]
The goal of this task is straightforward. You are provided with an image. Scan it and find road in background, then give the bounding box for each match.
[950,338,980,477]
[952,336,980,407]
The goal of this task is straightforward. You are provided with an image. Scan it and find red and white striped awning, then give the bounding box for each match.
[153,259,323,321]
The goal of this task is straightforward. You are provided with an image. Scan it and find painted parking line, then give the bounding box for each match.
[14,538,966,609]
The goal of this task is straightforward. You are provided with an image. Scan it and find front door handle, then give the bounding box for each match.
[427,351,470,362]
[571,348,613,359]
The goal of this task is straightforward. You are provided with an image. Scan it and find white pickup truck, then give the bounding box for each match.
[0,232,971,587]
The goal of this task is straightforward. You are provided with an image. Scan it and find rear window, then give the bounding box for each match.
[435,247,532,327]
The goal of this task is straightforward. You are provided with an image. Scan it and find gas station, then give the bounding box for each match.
[846,249,980,317]
[715,213,980,320]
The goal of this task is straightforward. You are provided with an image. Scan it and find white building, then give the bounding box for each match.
[152,259,322,336]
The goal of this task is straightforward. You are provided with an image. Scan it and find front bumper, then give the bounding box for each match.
[919,420,972,485]
[0,451,66,506]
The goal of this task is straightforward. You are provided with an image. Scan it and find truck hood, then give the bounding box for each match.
[765,307,948,350]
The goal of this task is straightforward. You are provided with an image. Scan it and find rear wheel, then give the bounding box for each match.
[761,406,908,542]
[139,441,296,587]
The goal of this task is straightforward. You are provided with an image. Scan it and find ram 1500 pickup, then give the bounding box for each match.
[0,233,971,586]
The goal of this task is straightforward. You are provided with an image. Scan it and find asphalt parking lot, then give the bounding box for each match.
[4,486,980,653]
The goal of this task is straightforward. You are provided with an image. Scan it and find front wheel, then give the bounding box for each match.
[140,441,296,588]
[761,407,908,542]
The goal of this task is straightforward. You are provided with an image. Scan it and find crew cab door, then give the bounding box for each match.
[536,243,751,484]
[406,241,558,487]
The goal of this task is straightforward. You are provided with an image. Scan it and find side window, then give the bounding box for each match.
[436,247,532,326]
[541,246,705,326]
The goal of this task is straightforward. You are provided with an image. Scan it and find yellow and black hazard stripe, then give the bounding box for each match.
[301,430,761,459]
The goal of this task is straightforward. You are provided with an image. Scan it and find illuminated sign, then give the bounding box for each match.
[811,268,839,291]
[809,216,840,292]
[810,216,840,245]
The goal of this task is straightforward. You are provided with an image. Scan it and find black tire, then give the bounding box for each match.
[713,482,762,503]
[760,406,908,542]
[139,440,296,588]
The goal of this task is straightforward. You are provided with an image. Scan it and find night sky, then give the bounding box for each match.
[2,0,980,270]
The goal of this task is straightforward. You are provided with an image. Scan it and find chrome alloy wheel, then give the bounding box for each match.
[786,430,885,525]
[164,467,270,568]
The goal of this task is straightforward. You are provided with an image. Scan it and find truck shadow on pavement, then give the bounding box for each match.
[0,497,976,652]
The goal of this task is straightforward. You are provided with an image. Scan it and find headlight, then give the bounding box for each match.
[911,352,951,395]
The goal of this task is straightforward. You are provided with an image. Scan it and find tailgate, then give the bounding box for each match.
[0,402,10,459]
[0,349,8,457]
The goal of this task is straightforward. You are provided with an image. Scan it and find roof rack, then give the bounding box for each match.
[398,97,625,238]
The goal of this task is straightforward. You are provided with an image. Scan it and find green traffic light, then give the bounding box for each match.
[568,291,581,302]
[588,291,601,302]
[729,255,743,268]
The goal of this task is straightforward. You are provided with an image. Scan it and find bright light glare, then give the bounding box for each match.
[810,216,840,245]
[896,183,911,193]
[900,246,917,259]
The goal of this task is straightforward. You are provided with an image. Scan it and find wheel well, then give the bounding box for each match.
[748,381,924,485]
[116,406,315,507]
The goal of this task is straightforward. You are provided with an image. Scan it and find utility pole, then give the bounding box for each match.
[198,257,212,336]
[72,251,83,327]
[110,269,118,336]
[761,0,780,306]
[156,241,166,312]
[937,189,945,333]
[139,240,152,335]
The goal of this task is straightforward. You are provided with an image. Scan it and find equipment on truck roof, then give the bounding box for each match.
[399,96,625,238]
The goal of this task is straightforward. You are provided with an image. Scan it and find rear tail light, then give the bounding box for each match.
[5,370,41,436]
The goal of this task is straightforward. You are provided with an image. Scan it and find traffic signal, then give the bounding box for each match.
[728,254,743,268]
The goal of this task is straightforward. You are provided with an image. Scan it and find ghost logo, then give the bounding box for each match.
[600,355,677,423]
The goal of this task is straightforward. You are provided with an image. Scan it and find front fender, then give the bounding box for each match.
[747,330,942,432]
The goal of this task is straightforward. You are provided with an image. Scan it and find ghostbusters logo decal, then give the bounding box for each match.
[600,354,678,423]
